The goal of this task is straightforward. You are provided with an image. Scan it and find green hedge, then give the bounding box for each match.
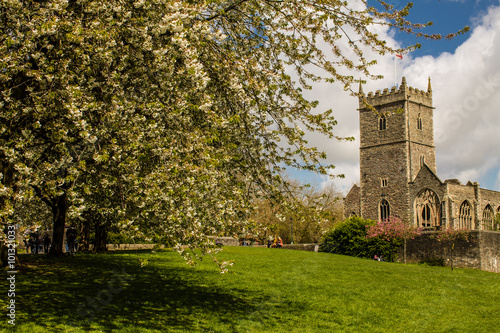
[320,216,400,260]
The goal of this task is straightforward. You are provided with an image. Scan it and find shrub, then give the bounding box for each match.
[366,216,421,263]
[320,216,392,259]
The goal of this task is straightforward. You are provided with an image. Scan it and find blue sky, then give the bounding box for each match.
[289,0,500,195]
[389,0,498,57]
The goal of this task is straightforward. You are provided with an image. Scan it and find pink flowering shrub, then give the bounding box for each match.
[366,216,421,241]
[366,216,421,263]
[432,227,470,243]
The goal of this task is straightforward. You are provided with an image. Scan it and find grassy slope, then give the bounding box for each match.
[1,247,499,332]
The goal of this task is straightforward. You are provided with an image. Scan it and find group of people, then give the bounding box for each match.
[23,230,51,254]
[22,226,78,254]
[268,236,283,248]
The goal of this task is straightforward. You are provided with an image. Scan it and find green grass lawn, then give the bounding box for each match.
[1,247,499,332]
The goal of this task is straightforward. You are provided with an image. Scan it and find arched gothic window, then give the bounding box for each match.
[380,199,390,221]
[417,114,423,130]
[458,201,473,230]
[414,189,440,229]
[482,205,494,230]
[379,115,386,130]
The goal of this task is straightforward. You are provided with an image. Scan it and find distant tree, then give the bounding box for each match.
[251,180,342,244]
[366,216,421,263]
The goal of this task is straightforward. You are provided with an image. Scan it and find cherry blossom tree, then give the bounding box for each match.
[367,216,421,263]
[0,1,468,258]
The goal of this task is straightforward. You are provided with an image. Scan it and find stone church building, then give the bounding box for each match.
[344,77,500,230]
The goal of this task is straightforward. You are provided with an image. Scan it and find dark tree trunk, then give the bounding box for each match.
[48,194,68,256]
[94,217,109,252]
[79,215,91,252]
[0,243,8,267]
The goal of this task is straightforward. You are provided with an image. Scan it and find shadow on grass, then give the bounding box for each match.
[12,251,270,332]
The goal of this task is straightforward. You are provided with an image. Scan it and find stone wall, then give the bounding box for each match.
[207,236,240,246]
[281,243,319,252]
[343,185,360,218]
[479,231,500,272]
[398,230,500,273]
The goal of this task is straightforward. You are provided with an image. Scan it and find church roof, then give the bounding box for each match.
[409,163,443,186]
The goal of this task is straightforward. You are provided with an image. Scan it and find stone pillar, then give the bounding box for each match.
[474,182,481,230]
[449,199,455,229]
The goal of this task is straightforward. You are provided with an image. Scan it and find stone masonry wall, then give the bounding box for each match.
[343,185,361,218]
[407,101,436,179]
[398,230,500,273]
[360,143,411,221]
[479,231,500,272]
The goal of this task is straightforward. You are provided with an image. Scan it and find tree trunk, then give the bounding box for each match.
[450,242,455,271]
[79,212,91,252]
[0,243,8,267]
[404,237,407,264]
[94,217,109,252]
[48,194,68,256]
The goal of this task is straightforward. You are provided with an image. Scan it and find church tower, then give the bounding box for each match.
[357,77,435,223]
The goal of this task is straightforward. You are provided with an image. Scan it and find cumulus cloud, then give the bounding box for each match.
[302,3,500,194]
[404,4,500,189]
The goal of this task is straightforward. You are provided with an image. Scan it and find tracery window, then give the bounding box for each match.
[458,201,473,230]
[380,199,390,221]
[379,115,386,130]
[482,205,494,230]
[381,178,388,187]
[414,189,440,228]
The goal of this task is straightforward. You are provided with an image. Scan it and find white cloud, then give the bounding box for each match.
[303,3,500,194]
[404,4,500,190]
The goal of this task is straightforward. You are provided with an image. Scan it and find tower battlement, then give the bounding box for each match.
[359,77,433,108]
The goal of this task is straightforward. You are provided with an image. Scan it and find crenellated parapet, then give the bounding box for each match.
[358,77,433,109]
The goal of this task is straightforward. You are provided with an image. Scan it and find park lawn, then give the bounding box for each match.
[1,247,499,332]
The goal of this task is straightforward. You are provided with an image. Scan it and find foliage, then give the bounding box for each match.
[432,227,471,243]
[11,247,500,332]
[366,216,421,241]
[0,1,469,257]
[250,180,342,244]
[320,216,393,259]
[366,215,421,262]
